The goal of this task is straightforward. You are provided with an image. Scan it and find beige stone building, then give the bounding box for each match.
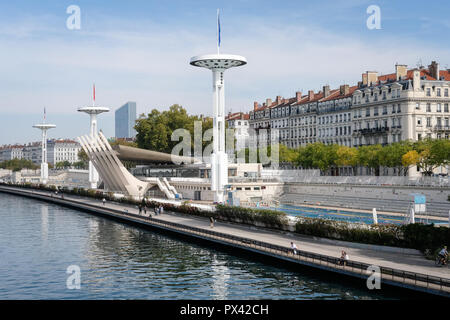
[247,61,450,175]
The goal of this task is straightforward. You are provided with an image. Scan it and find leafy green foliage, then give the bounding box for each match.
[257,139,449,176]
[0,159,38,171]
[135,104,213,154]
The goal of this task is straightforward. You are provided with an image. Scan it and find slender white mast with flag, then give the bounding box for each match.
[93,83,96,107]
[33,107,55,184]
[217,9,221,55]
[190,10,247,203]
[77,83,109,189]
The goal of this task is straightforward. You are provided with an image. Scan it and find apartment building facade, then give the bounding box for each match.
[249,61,450,149]
[225,111,250,150]
[0,145,24,162]
[0,140,81,165]
[47,139,81,165]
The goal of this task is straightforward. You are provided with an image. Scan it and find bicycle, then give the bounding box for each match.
[435,255,448,266]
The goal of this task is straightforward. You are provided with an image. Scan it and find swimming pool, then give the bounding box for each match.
[267,204,446,225]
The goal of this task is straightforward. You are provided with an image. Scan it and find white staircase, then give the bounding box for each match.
[163,178,178,196]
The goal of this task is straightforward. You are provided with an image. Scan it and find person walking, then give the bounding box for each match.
[154,206,158,216]
[102,198,106,206]
[210,216,215,228]
[339,250,346,265]
[159,205,164,215]
[343,251,349,266]
[138,205,142,215]
[290,242,297,255]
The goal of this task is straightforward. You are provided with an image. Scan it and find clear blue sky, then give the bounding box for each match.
[0,0,449,144]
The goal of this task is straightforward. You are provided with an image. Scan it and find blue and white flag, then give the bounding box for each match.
[217,9,221,50]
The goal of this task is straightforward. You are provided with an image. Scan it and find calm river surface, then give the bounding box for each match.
[0,193,408,299]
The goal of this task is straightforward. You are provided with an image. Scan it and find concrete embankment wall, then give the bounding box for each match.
[284,183,450,216]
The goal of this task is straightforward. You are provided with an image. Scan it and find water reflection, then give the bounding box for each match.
[41,205,48,241]
[211,254,230,299]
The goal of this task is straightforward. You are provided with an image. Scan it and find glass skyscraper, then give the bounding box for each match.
[115,102,137,139]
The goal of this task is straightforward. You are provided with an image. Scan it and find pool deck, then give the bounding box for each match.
[266,203,449,222]
[0,185,449,298]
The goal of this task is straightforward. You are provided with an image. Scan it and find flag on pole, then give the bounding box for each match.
[217,9,221,53]
[93,83,96,104]
[43,107,46,123]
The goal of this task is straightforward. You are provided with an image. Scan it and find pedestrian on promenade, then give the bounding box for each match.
[144,205,147,215]
[339,251,349,266]
[138,205,142,215]
[290,242,297,255]
[339,250,345,265]
[159,205,164,215]
[210,216,215,228]
[102,198,106,206]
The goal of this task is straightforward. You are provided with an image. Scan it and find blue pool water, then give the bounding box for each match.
[268,204,446,226]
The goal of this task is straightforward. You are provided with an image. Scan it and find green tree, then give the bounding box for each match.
[335,145,358,175]
[55,160,71,169]
[135,104,213,154]
[0,159,38,171]
[357,144,383,176]
[413,139,450,175]
[379,141,413,176]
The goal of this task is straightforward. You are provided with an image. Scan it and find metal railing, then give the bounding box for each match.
[259,172,449,187]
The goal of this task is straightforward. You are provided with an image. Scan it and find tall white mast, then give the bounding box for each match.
[77,84,109,189]
[190,12,247,203]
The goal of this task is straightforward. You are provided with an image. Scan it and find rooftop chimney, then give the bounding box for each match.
[413,69,421,91]
[266,98,272,107]
[276,95,282,104]
[395,64,408,81]
[362,73,368,86]
[429,61,440,80]
[308,90,314,100]
[323,85,330,98]
[340,84,349,95]
[295,91,302,103]
[362,71,378,86]
[253,101,258,111]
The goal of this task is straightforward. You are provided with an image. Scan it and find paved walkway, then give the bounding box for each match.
[3,186,448,280]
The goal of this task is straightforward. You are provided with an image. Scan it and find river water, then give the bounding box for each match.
[0,193,407,300]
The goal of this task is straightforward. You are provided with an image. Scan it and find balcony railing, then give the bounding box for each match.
[355,127,390,135]
[434,125,450,131]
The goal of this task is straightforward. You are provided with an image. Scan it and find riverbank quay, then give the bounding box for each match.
[0,185,449,298]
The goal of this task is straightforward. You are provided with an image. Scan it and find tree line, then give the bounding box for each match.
[275,139,450,176]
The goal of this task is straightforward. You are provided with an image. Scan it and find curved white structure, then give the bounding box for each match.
[78,106,109,189]
[77,131,150,196]
[190,53,247,203]
[33,123,56,184]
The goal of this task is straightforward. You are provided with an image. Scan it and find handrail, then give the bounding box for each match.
[1,185,449,294]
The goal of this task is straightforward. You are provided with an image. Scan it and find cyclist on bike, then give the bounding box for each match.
[438,246,448,265]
